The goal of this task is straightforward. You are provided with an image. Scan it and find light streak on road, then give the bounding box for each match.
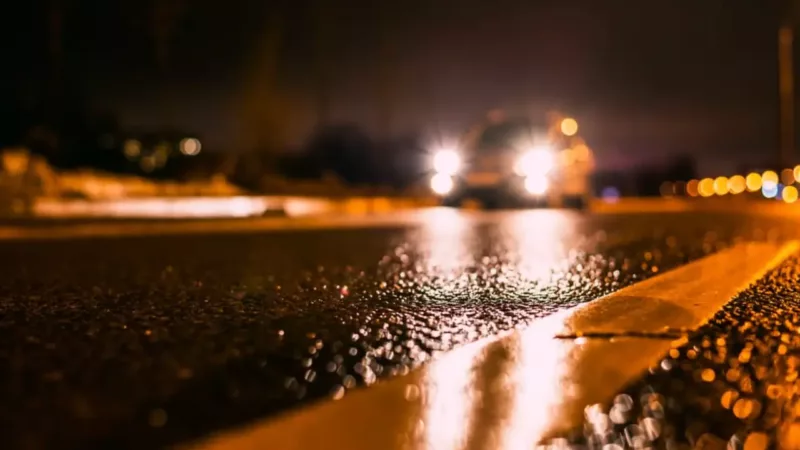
[32,196,279,219]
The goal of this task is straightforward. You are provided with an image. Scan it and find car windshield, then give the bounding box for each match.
[474,118,547,152]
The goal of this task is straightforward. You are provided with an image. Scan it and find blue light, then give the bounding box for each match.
[601,186,620,203]
[762,181,779,199]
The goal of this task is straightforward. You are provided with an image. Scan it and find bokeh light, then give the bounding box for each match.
[433,150,461,175]
[763,181,779,199]
[560,118,579,136]
[659,182,674,197]
[573,144,591,161]
[524,175,549,195]
[782,168,795,185]
[180,138,201,156]
[140,155,156,173]
[698,178,714,197]
[783,185,798,203]
[123,139,142,160]
[516,148,555,176]
[430,173,454,195]
[674,180,686,196]
[686,179,699,197]
[713,176,729,196]
[763,170,779,184]
[746,173,762,192]
[728,175,746,194]
[601,186,620,202]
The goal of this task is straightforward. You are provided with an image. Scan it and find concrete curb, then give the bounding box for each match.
[185,241,799,450]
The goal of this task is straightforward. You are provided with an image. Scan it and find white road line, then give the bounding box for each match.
[185,241,798,450]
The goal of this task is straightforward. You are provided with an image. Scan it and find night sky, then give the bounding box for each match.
[2,0,790,175]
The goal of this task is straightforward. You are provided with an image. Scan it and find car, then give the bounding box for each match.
[428,110,595,209]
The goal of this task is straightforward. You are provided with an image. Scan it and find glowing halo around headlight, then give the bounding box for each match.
[432,150,461,175]
[430,173,454,195]
[515,146,555,176]
[524,175,549,195]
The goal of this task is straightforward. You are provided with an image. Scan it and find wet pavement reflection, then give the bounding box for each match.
[543,255,800,450]
[0,210,799,448]
[193,242,795,450]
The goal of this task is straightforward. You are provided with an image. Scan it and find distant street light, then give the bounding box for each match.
[746,172,762,192]
[783,185,799,203]
[123,139,142,160]
[560,118,579,136]
[180,138,201,156]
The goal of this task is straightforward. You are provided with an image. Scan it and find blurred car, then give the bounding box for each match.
[428,110,595,209]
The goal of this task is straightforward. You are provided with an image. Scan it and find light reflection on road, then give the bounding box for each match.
[416,208,580,280]
[507,210,578,282]
[421,340,484,450]
[419,208,474,276]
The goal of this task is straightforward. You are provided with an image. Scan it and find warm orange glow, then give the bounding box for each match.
[659,181,674,197]
[698,178,715,197]
[783,185,799,203]
[123,139,142,160]
[560,118,579,136]
[423,338,480,450]
[763,170,779,184]
[728,175,746,194]
[500,316,570,448]
[422,209,470,274]
[746,173,762,192]
[782,168,795,185]
[794,165,800,183]
[32,197,273,218]
[511,211,573,281]
[572,144,591,161]
[180,138,202,156]
[686,179,699,197]
[140,155,156,173]
[713,176,729,195]
[674,180,686,196]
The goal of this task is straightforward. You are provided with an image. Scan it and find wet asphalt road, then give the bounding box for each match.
[1,209,798,449]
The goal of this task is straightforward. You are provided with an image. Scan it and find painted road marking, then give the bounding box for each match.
[558,241,800,337]
[186,241,798,450]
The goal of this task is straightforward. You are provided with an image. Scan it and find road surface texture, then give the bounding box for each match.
[0,209,797,449]
[547,253,800,450]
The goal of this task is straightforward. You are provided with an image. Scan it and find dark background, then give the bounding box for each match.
[0,0,792,191]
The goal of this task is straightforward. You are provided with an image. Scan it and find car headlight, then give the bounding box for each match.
[430,173,454,195]
[524,174,549,195]
[433,150,461,175]
[515,145,554,176]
